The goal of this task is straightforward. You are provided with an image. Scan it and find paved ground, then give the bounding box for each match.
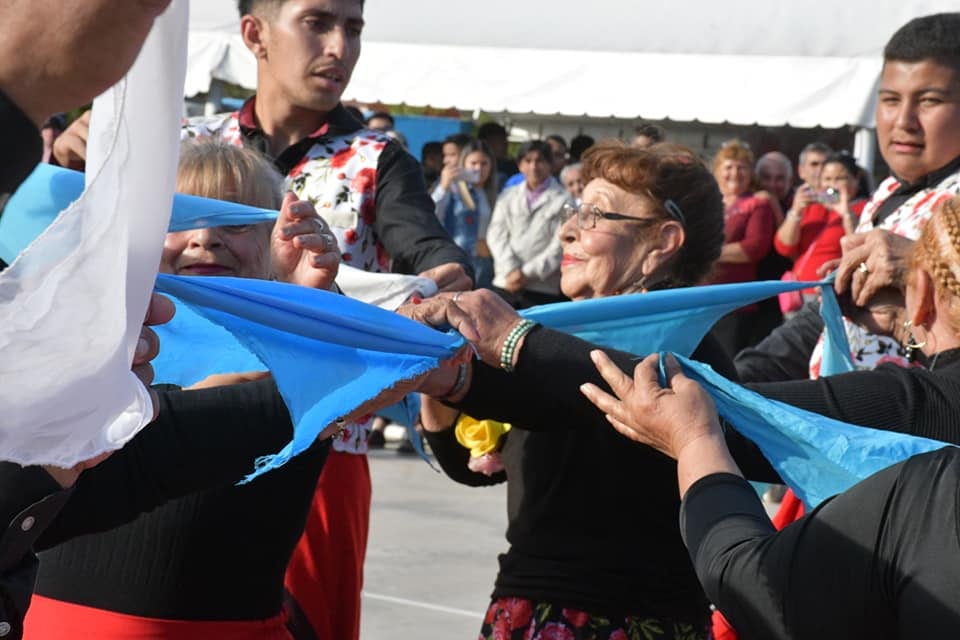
[360,448,506,640]
[359,444,783,640]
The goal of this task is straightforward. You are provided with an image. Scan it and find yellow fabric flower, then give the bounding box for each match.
[454,414,511,458]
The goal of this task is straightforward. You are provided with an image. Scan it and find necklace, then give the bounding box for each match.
[929,351,942,372]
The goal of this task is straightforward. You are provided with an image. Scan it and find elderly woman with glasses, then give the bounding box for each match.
[407,141,732,640]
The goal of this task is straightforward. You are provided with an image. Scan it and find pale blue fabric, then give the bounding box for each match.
[153,274,462,480]
[4,167,934,496]
[0,164,277,263]
[660,353,950,507]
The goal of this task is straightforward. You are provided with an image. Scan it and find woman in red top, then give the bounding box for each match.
[774,152,866,298]
[710,140,777,357]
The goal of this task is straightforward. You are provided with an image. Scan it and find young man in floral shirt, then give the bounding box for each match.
[182,1,475,638]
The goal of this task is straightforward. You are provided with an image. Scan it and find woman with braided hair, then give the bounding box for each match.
[579,193,960,638]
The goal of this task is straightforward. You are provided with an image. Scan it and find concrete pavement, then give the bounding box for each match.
[360,449,507,639]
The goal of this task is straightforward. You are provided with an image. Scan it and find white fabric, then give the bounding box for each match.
[335,264,437,310]
[0,2,188,466]
[186,0,957,128]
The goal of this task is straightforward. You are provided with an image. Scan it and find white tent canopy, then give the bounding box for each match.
[188,0,957,128]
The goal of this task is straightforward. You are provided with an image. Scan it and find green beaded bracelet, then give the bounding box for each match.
[500,320,538,372]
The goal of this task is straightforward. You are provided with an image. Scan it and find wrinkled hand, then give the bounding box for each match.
[835,229,914,307]
[187,370,271,390]
[51,110,90,169]
[579,352,721,459]
[395,295,481,344]
[418,262,473,293]
[504,268,527,293]
[840,285,906,339]
[271,192,340,290]
[435,289,524,367]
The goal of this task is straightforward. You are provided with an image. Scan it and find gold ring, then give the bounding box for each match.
[857,262,870,275]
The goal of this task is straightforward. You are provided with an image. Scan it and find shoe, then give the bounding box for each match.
[396,434,418,455]
[367,429,386,449]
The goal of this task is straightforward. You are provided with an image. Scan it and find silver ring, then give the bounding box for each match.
[453,292,463,303]
[857,262,870,275]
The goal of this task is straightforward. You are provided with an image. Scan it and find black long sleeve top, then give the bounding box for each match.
[425,326,739,621]
[29,379,329,620]
[681,447,960,639]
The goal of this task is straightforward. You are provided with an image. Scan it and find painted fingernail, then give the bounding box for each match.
[410,294,423,304]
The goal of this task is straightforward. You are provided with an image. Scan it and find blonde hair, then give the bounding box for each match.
[911,194,960,332]
[177,139,283,208]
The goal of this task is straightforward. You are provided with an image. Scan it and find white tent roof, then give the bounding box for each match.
[188,0,958,128]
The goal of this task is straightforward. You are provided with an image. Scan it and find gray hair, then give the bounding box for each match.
[798,142,832,166]
[559,162,582,183]
[755,151,793,181]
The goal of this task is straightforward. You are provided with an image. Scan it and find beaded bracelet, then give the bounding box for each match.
[499,320,538,372]
[440,362,469,400]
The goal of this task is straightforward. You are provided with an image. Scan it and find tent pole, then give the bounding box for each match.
[853,127,876,175]
[205,79,224,116]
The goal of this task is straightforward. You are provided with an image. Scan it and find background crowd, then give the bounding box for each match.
[2,2,960,640]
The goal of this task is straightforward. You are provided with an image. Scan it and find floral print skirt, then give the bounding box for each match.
[479,597,709,640]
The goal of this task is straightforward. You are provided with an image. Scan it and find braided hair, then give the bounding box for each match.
[911,195,960,332]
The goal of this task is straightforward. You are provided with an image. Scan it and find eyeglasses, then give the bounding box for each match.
[562,199,687,230]
[561,202,660,230]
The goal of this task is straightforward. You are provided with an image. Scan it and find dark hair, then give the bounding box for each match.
[443,133,474,149]
[458,140,499,203]
[884,13,960,72]
[823,151,860,178]
[516,140,553,164]
[477,122,507,141]
[421,141,442,158]
[343,105,365,124]
[582,141,724,286]
[634,123,665,143]
[569,134,595,162]
[239,0,364,17]
[545,134,567,151]
[366,110,394,128]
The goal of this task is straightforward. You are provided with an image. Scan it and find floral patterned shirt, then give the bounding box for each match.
[183,99,469,453]
[808,161,960,378]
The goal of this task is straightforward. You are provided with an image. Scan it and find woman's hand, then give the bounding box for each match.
[580,351,741,496]
[437,289,526,368]
[834,229,914,307]
[579,352,720,458]
[271,193,341,290]
[395,295,481,344]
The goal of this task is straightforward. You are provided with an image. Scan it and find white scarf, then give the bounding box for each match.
[0,1,188,466]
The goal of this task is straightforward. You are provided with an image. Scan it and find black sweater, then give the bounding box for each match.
[681,448,960,639]
[32,379,329,620]
[425,326,738,621]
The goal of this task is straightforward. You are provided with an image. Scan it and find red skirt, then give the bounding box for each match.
[23,595,291,640]
[284,451,372,640]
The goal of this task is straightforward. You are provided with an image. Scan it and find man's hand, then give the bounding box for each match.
[51,110,90,169]
[271,193,341,290]
[418,262,473,293]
